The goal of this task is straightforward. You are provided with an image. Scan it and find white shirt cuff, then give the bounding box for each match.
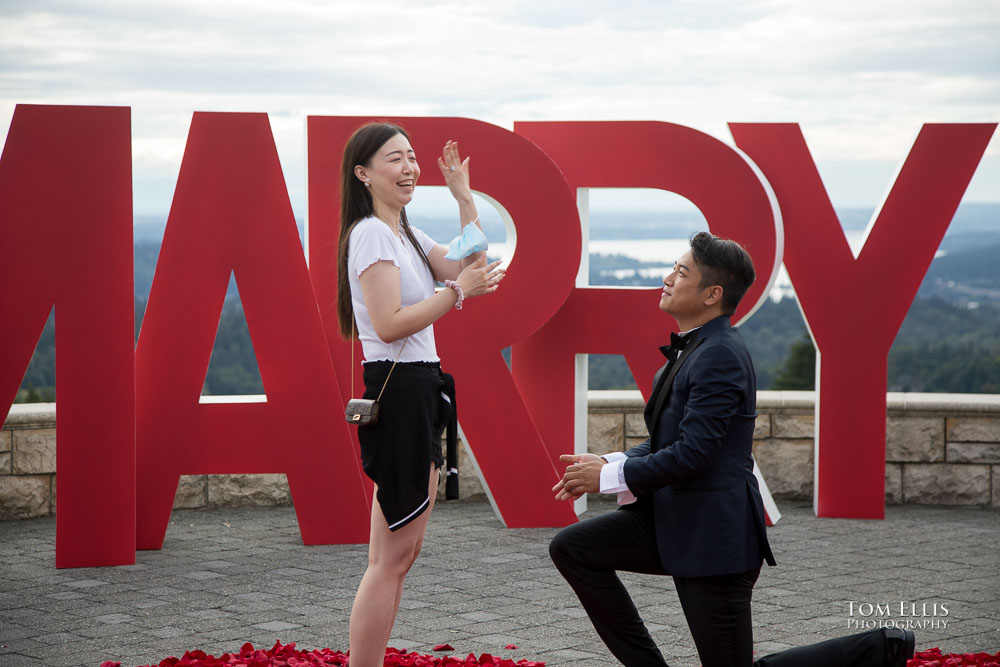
[602,451,627,464]
[599,453,636,506]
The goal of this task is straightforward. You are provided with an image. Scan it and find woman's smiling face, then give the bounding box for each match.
[361,132,420,214]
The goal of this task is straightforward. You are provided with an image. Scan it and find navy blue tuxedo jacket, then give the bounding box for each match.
[622,315,776,578]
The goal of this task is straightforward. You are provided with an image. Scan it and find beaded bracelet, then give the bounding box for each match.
[444,279,464,310]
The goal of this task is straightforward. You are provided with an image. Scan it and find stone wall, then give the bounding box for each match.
[0,404,56,519]
[3,391,999,519]
[587,390,1000,508]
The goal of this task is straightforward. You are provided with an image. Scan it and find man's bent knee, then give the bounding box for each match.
[549,524,580,568]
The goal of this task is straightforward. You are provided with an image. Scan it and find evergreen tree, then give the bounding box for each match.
[772,334,816,390]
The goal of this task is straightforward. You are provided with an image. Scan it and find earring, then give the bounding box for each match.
[364,181,370,188]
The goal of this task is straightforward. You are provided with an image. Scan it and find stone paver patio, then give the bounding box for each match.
[1,498,998,666]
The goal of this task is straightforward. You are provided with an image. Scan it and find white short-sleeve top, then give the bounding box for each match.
[348,216,440,363]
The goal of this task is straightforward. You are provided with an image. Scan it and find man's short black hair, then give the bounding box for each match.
[689,231,756,315]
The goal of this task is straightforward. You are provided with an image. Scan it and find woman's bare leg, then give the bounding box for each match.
[388,466,439,622]
[348,465,439,667]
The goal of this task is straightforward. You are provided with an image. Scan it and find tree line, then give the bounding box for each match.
[14,243,1000,400]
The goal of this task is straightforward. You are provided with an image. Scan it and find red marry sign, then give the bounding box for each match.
[0,106,993,567]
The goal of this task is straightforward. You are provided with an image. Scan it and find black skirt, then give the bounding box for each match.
[358,361,451,531]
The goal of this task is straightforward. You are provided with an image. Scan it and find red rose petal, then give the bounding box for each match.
[504,645,517,650]
[107,642,548,667]
[907,648,1000,667]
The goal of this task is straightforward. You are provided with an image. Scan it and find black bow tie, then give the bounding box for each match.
[660,331,693,360]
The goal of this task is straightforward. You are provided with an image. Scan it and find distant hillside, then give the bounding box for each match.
[920,241,1000,304]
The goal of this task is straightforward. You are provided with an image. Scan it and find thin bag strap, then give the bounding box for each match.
[375,337,408,403]
[350,319,408,402]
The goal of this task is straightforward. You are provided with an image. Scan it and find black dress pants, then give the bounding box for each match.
[549,502,891,667]
[753,629,889,666]
[549,502,672,666]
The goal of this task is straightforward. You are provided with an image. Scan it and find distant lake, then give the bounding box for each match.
[487,230,945,301]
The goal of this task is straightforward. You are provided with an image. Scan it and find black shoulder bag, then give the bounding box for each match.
[345,323,408,426]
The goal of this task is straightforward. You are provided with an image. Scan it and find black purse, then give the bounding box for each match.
[345,397,380,425]
[345,324,407,426]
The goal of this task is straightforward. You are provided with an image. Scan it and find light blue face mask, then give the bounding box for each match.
[444,222,489,260]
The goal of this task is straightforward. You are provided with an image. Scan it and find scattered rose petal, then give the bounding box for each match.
[86,643,999,667]
[104,642,545,667]
[908,648,1000,667]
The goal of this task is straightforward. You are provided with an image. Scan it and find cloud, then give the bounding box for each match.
[1,0,996,213]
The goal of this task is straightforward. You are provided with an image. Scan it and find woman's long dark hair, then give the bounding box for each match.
[337,122,435,340]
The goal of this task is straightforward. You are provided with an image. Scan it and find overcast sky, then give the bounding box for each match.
[2,0,998,218]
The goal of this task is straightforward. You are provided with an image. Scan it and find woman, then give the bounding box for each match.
[336,123,504,666]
